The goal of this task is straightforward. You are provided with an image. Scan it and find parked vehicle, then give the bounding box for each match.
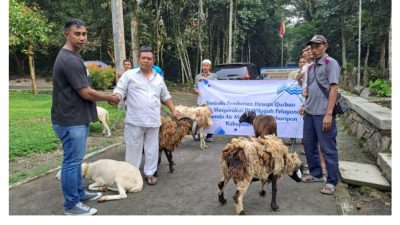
[84,60,111,68]
[214,63,261,80]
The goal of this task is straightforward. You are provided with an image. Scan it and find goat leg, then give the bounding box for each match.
[233,179,250,215]
[97,181,127,202]
[218,177,230,205]
[88,182,107,192]
[165,151,175,173]
[259,179,268,197]
[270,174,280,211]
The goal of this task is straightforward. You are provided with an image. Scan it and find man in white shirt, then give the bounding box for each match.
[113,46,178,186]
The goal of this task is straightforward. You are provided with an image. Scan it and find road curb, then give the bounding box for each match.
[335,182,357,215]
[9,142,123,190]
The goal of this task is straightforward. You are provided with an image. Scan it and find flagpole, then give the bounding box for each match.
[281,37,283,67]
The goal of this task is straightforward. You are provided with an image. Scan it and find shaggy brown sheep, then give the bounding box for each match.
[157,117,193,174]
[218,135,303,215]
[239,111,277,137]
[175,104,213,150]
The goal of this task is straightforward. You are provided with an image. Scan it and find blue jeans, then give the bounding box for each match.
[303,114,339,186]
[52,124,89,209]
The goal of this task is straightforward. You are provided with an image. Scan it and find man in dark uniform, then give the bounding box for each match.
[52,18,120,215]
[301,35,340,195]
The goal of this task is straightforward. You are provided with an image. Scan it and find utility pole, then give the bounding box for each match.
[357,0,362,86]
[111,0,126,83]
[227,0,233,63]
[388,17,391,81]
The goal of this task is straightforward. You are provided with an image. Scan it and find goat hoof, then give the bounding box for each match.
[239,210,245,215]
[169,167,175,173]
[218,195,227,204]
[259,190,266,197]
[271,205,280,211]
[100,186,108,192]
[97,197,105,203]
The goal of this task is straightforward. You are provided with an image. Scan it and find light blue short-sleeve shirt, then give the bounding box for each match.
[113,67,172,127]
[304,54,340,115]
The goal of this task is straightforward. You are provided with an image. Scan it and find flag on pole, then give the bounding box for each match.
[279,19,285,38]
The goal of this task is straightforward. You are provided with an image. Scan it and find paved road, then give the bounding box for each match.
[9,136,338,215]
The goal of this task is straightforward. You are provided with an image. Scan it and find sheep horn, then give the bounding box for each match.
[178,117,193,127]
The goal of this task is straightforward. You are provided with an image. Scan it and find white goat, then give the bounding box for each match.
[96,106,111,138]
[175,104,213,150]
[56,159,143,202]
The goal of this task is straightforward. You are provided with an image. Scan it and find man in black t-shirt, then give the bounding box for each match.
[51,18,119,216]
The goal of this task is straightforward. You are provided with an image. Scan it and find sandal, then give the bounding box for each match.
[301,175,325,183]
[146,176,158,185]
[320,185,335,195]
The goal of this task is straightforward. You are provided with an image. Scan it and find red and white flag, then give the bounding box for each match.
[279,19,285,38]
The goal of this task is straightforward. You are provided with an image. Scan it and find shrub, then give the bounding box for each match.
[87,64,115,90]
[368,79,391,97]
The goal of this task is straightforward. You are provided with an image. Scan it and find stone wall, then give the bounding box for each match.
[342,93,392,160]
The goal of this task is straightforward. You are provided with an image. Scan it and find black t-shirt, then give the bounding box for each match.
[51,48,97,125]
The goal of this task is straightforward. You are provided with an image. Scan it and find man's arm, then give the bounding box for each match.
[323,84,338,131]
[77,86,120,105]
[163,98,178,118]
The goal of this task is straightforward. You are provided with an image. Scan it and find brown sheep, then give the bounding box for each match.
[175,104,213,150]
[217,135,303,215]
[239,111,277,137]
[157,117,193,175]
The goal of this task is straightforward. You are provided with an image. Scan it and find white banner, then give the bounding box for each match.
[198,80,304,138]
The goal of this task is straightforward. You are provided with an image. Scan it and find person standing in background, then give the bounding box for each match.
[288,56,306,80]
[301,35,340,196]
[194,59,217,142]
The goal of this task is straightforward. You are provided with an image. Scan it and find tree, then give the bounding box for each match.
[9,0,53,94]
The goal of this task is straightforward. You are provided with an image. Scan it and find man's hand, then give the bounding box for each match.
[171,110,180,119]
[302,89,308,97]
[194,90,200,96]
[323,114,333,131]
[299,106,305,116]
[108,93,121,105]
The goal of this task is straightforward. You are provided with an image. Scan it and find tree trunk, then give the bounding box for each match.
[379,37,386,70]
[227,0,233,63]
[388,18,391,80]
[341,25,347,67]
[362,44,370,87]
[14,55,24,77]
[27,44,38,95]
[155,0,163,64]
[130,1,140,65]
[198,0,204,64]
[111,0,126,83]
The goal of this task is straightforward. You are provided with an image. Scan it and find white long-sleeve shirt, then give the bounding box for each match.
[113,67,171,127]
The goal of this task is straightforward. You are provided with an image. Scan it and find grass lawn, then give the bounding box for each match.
[9,91,125,161]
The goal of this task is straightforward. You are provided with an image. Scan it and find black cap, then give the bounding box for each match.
[307,35,327,45]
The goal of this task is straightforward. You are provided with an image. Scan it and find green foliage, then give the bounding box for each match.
[9,91,58,160]
[9,0,53,54]
[87,65,116,90]
[9,91,126,161]
[368,79,391,97]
